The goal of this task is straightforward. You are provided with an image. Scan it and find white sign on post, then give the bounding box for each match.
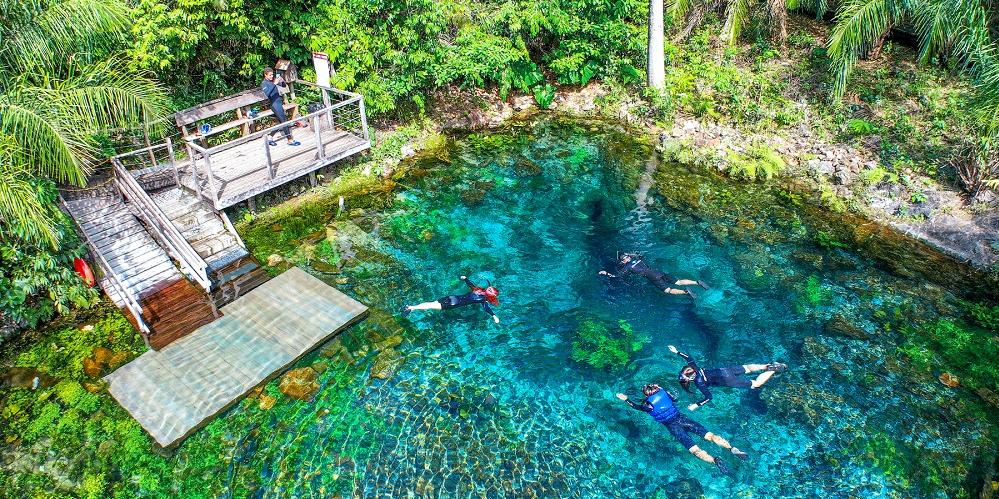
[312,52,331,88]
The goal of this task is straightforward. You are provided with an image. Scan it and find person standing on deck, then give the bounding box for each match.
[261,67,301,147]
[598,252,708,298]
[401,275,500,324]
[668,345,787,411]
[616,384,747,475]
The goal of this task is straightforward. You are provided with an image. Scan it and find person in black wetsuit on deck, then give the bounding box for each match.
[669,345,787,411]
[616,384,747,475]
[401,275,500,323]
[261,67,301,147]
[598,252,708,298]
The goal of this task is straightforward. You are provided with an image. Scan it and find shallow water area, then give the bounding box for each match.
[207,117,998,497]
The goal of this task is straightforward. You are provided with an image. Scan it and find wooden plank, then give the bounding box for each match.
[174,88,271,126]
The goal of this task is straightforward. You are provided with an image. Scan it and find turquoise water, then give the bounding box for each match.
[220,118,996,497]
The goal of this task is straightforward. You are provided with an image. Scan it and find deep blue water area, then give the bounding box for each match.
[219,117,997,498]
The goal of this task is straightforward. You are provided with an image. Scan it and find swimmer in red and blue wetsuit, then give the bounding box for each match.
[401,275,500,323]
[669,345,787,411]
[598,252,708,298]
[616,384,747,475]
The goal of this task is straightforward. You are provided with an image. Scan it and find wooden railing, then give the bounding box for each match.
[185,91,368,208]
[57,195,151,337]
[111,159,213,291]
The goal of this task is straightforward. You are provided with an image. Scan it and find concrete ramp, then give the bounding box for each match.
[105,267,368,447]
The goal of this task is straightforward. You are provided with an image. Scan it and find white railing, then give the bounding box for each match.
[57,194,151,338]
[112,159,212,291]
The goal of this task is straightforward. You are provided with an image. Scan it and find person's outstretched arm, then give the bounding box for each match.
[688,381,712,410]
[482,302,499,324]
[668,345,697,367]
[460,275,477,290]
[616,393,651,412]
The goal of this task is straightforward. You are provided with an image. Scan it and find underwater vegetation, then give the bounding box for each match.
[570,319,649,371]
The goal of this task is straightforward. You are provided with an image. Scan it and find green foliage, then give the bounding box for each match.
[726,143,785,181]
[533,84,557,110]
[818,184,848,213]
[570,319,648,371]
[846,118,878,136]
[963,301,999,332]
[860,165,897,186]
[801,274,829,306]
[307,0,645,116]
[899,317,999,391]
[0,180,100,328]
[814,230,849,250]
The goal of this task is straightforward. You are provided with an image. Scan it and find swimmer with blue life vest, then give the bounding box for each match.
[669,345,787,411]
[599,252,708,298]
[616,384,747,475]
[401,275,500,323]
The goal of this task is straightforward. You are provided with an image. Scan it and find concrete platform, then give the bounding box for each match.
[105,267,368,447]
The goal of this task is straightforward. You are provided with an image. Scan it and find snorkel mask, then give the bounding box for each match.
[678,367,697,392]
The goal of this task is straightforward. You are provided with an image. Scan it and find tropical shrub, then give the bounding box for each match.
[726,143,786,181]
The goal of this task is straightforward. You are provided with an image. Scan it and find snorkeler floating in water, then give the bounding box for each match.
[616,384,747,476]
[669,345,787,411]
[598,252,708,298]
[401,275,500,324]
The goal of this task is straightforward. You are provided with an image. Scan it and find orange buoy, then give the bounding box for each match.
[74,257,96,288]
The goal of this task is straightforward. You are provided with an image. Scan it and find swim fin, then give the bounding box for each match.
[400,306,412,318]
[697,280,710,289]
[732,448,749,461]
[714,458,731,476]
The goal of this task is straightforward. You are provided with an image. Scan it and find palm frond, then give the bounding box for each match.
[0,102,89,185]
[1,0,131,73]
[827,0,906,99]
[973,48,999,147]
[721,0,751,44]
[909,0,989,67]
[48,58,169,132]
[0,137,59,247]
[667,0,693,25]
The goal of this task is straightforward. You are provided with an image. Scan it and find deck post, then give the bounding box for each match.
[313,115,324,163]
[185,142,203,201]
[264,140,275,179]
[203,152,220,208]
[247,197,256,212]
[166,137,180,188]
[322,87,333,129]
[359,98,370,141]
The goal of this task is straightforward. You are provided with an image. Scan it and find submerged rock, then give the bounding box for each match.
[82,347,129,378]
[938,372,960,388]
[976,387,999,410]
[370,348,404,380]
[0,367,58,389]
[278,367,319,400]
[822,315,870,340]
[657,478,704,499]
[267,254,284,267]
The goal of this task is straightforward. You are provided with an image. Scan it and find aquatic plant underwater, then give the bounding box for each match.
[3,117,997,497]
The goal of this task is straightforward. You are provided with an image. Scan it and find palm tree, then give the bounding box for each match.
[826,0,999,143]
[0,0,167,247]
[667,0,789,47]
[650,0,667,89]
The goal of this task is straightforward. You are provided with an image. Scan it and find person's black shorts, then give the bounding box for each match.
[705,366,752,389]
[650,272,677,290]
[662,414,709,450]
[437,295,461,310]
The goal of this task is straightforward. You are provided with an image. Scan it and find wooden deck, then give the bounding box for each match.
[183,129,370,209]
[104,267,368,447]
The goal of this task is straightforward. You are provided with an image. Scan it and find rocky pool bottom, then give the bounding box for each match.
[2,116,998,498]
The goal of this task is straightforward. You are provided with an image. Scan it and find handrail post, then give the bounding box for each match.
[264,140,275,180]
[358,97,370,141]
[313,114,324,163]
[185,141,204,201]
[166,137,180,188]
[322,87,333,129]
[203,152,220,209]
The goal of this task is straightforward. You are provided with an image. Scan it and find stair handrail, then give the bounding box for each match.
[57,194,150,336]
[111,159,213,291]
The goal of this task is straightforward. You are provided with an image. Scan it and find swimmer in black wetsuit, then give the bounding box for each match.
[669,345,787,411]
[616,384,747,475]
[401,275,500,323]
[598,253,708,298]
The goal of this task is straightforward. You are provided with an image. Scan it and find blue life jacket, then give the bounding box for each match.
[647,390,679,423]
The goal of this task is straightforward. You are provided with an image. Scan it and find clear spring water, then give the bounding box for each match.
[212,117,997,498]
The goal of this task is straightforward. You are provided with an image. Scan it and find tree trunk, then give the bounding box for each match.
[648,0,665,89]
[867,29,890,59]
[768,0,787,50]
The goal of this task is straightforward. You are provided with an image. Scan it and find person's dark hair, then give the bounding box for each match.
[263,67,274,76]
[678,366,696,393]
[642,383,661,397]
